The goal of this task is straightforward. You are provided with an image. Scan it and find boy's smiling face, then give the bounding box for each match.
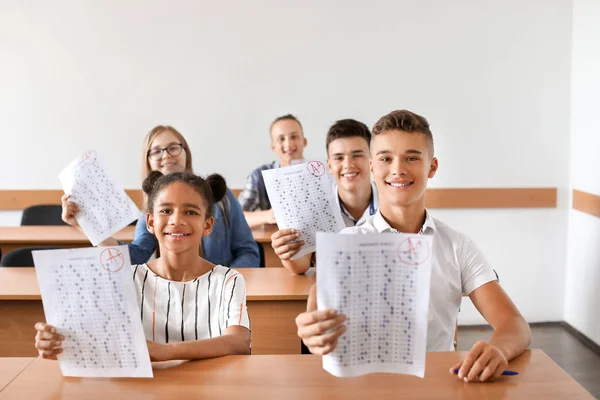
[327,136,371,192]
[370,130,438,208]
[270,119,307,165]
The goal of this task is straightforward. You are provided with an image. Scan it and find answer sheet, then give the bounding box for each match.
[33,246,153,378]
[316,232,433,378]
[59,150,140,246]
[262,161,345,259]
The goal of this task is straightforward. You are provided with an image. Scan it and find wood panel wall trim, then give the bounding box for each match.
[0,190,145,210]
[572,189,600,219]
[424,188,557,209]
[0,188,556,211]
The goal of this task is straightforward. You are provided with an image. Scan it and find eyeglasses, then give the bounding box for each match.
[147,143,185,160]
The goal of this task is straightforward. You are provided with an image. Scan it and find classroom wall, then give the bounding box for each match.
[563,0,600,346]
[0,0,573,324]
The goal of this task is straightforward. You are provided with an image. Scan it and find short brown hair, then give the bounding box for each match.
[269,114,303,136]
[372,110,434,155]
[325,119,371,153]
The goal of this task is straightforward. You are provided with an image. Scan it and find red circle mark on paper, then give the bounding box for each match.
[398,237,430,266]
[100,248,125,272]
[306,161,325,177]
[82,150,97,165]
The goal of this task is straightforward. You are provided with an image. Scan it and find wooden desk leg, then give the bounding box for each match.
[247,300,306,354]
[0,300,45,357]
[262,243,283,268]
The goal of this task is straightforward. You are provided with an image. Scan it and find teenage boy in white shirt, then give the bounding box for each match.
[270,119,378,274]
[239,114,308,228]
[295,110,531,383]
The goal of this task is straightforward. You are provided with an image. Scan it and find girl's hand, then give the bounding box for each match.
[34,322,64,360]
[61,194,80,228]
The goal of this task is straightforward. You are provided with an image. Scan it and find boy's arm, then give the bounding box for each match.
[469,281,531,361]
[281,254,312,275]
[454,235,531,382]
[147,326,251,361]
[453,281,531,383]
[243,209,276,229]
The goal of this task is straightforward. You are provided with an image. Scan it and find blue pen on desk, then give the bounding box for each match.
[452,369,519,376]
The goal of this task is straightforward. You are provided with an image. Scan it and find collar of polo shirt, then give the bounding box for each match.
[372,209,436,235]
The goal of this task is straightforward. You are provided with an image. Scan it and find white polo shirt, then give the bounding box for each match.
[333,180,379,227]
[341,210,497,351]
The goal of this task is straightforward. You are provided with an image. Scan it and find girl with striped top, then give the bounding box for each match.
[34,171,251,361]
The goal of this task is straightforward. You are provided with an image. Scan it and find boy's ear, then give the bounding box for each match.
[303,137,308,148]
[369,159,374,175]
[145,213,155,234]
[326,156,333,174]
[203,216,215,237]
[428,157,439,179]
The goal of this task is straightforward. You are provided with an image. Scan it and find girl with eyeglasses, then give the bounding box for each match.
[61,125,260,267]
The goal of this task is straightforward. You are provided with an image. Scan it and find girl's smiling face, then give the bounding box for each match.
[147,130,188,175]
[146,181,213,255]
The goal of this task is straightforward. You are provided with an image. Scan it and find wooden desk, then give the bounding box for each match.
[0,226,136,255]
[0,358,34,392]
[0,267,314,357]
[0,350,593,399]
[251,224,281,267]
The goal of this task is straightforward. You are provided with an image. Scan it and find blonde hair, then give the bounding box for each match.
[141,125,193,182]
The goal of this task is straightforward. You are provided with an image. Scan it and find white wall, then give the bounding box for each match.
[563,0,600,345]
[0,0,573,323]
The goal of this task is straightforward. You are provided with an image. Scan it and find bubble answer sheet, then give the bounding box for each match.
[316,232,433,378]
[59,150,140,246]
[262,161,346,259]
[33,246,153,378]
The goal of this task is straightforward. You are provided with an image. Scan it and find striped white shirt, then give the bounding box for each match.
[132,264,250,344]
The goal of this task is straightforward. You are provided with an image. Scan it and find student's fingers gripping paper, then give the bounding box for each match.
[309,337,339,356]
[40,349,61,360]
[34,322,53,333]
[295,309,337,331]
[272,231,301,249]
[297,314,347,340]
[35,330,61,342]
[36,339,61,350]
[270,229,293,242]
[312,324,347,348]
